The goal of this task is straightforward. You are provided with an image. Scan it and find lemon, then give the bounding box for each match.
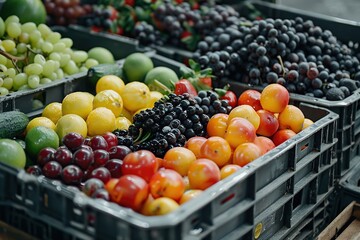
[120,108,133,122]
[25,116,56,135]
[86,107,116,136]
[96,75,125,95]
[115,117,132,130]
[147,91,163,108]
[62,92,94,120]
[121,82,151,112]
[55,114,88,141]
[93,90,123,117]
[42,102,62,124]
[25,126,59,158]
[0,139,26,169]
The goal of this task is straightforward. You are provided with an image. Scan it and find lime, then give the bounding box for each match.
[0,139,26,169]
[123,53,154,82]
[25,126,59,158]
[87,47,115,64]
[62,92,94,120]
[55,114,88,141]
[86,107,116,136]
[96,75,125,95]
[144,67,179,94]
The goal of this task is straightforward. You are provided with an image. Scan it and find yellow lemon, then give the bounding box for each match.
[55,114,88,141]
[62,92,94,120]
[86,107,116,136]
[147,91,163,108]
[120,108,133,122]
[96,75,125,95]
[121,82,151,112]
[115,117,132,130]
[42,102,62,124]
[93,90,123,117]
[25,116,56,135]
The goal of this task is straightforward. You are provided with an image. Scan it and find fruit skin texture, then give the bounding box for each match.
[123,53,154,82]
[0,139,26,168]
[253,136,275,155]
[184,136,207,158]
[206,113,228,138]
[188,158,221,190]
[93,90,123,117]
[220,164,241,179]
[106,174,149,211]
[256,110,279,137]
[233,143,262,167]
[149,169,185,201]
[25,126,59,158]
[224,117,256,149]
[55,114,88,140]
[179,189,203,204]
[0,0,46,25]
[260,84,289,113]
[144,67,179,94]
[122,150,159,182]
[228,105,260,130]
[0,111,29,139]
[121,82,151,112]
[61,92,94,120]
[238,90,262,111]
[147,197,179,216]
[278,105,305,133]
[87,47,115,64]
[163,147,196,176]
[86,107,116,136]
[200,136,232,167]
[272,129,296,146]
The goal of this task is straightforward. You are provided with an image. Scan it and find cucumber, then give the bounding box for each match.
[87,63,124,86]
[0,111,29,138]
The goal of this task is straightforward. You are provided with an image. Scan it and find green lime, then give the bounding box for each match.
[0,139,26,169]
[123,53,154,82]
[144,67,179,94]
[25,126,59,158]
[87,47,115,64]
[0,0,46,25]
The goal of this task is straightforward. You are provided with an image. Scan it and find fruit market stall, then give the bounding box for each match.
[0,0,359,239]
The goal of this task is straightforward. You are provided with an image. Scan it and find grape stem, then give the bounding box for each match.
[0,50,25,73]
[277,55,287,77]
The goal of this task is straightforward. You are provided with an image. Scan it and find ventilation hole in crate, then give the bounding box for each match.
[357,178,360,187]
[293,190,302,210]
[220,193,235,205]
[300,143,309,151]
[191,216,200,226]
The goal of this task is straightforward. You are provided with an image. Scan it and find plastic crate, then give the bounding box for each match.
[0,97,338,239]
[0,25,148,116]
[337,158,360,214]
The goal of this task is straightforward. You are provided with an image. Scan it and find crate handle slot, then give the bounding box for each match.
[220,193,236,205]
[293,190,302,210]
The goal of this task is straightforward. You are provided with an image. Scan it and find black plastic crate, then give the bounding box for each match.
[338,158,360,214]
[0,25,148,116]
[0,97,338,239]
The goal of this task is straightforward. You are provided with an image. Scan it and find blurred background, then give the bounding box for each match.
[277,0,360,22]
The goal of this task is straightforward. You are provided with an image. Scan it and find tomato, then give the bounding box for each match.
[121,150,159,182]
[221,91,237,108]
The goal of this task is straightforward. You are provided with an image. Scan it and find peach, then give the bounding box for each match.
[233,143,262,167]
[260,84,289,113]
[206,113,229,137]
[238,89,262,111]
[278,105,305,133]
[256,109,279,137]
[302,118,314,130]
[228,105,260,130]
[163,147,196,176]
[200,136,232,167]
[185,136,207,158]
[224,117,257,149]
[272,129,296,146]
[147,197,179,216]
[149,169,185,201]
[220,164,241,179]
[179,189,203,204]
[253,136,275,155]
[188,158,221,190]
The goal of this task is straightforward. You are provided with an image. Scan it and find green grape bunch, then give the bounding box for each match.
[0,15,100,96]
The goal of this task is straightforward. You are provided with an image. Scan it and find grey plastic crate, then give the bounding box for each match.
[0,93,338,240]
[338,157,360,214]
[0,25,149,116]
